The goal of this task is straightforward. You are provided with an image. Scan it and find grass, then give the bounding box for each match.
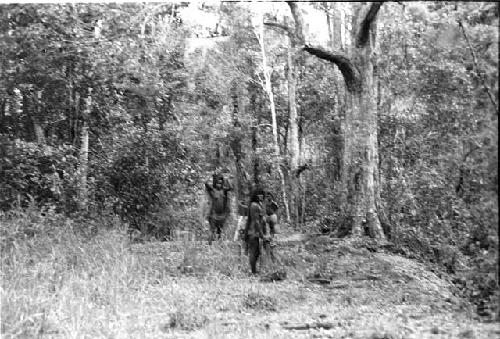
[1,210,499,338]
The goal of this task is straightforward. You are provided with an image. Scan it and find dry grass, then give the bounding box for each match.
[1,212,499,339]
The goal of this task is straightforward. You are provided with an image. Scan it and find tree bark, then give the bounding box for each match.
[33,90,46,145]
[72,90,81,146]
[77,88,92,212]
[251,125,259,185]
[323,1,345,198]
[301,3,385,239]
[229,82,245,203]
[325,2,334,50]
[32,118,45,145]
[248,84,260,186]
[287,37,300,222]
[298,104,305,227]
[0,98,5,127]
[325,2,344,52]
[32,115,45,145]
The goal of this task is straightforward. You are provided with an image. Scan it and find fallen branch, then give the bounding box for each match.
[281,322,336,330]
[307,278,331,285]
[328,282,349,289]
[351,274,382,281]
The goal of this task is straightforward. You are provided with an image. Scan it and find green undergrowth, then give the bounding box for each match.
[1,211,499,338]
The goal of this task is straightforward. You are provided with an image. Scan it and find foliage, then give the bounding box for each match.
[106,128,199,237]
[375,1,498,318]
[0,138,78,211]
[0,3,203,231]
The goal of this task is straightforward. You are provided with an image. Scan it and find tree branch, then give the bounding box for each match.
[263,21,293,38]
[356,2,383,48]
[458,21,499,115]
[303,45,362,93]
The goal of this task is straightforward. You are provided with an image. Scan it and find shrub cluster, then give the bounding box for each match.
[0,138,78,212]
[1,130,200,238]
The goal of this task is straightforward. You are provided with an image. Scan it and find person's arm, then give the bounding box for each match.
[268,213,278,236]
[204,179,213,198]
[223,178,233,192]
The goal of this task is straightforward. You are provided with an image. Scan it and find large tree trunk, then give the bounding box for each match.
[301,3,385,239]
[342,73,382,237]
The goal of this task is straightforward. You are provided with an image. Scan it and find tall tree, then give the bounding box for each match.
[294,2,386,238]
[264,2,307,224]
[254,12,291,222]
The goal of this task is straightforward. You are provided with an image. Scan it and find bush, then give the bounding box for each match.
[0,138,78,212]
[380,162,499,318]
[106,129,200,236]
[166,309,208,331]
[243,292,277,312]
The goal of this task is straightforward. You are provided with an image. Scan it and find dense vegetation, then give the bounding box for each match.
[1,1,498,331]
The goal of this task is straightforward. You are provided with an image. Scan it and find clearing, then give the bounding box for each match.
[1,227,499,338]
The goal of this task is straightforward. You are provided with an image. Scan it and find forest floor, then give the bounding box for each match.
[1,222,499,339]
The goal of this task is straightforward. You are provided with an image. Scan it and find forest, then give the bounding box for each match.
[1,2,498,338]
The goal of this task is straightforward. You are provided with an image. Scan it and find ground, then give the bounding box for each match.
[1,224,499,339]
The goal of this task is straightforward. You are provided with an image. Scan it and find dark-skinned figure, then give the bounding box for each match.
[265,192,279,237]
[243,187,269,274]
[204,173,232,244]
[264,193,279,263]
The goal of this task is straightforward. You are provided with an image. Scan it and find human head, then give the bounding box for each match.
[213,173,224,189]
[250,186,265,203]
[266,200,278,215]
